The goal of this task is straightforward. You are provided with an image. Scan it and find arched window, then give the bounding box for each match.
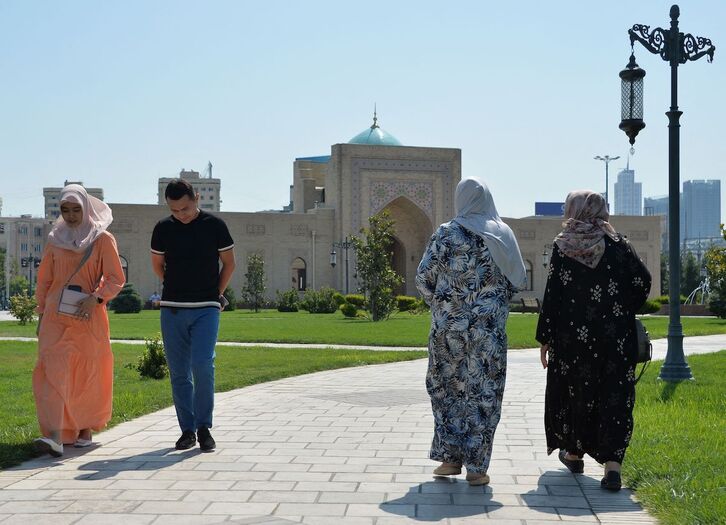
[291,257,307,291]
[119,255,129,282]
[525,260,534,291]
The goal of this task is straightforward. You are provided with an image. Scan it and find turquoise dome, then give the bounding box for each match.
[348,114,402,146]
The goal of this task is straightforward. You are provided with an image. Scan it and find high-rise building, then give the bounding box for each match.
[682,179,721,241]
[644,195,669,250]
[613,168,642,216]
[158,166,221,212]
[43,181,104,220]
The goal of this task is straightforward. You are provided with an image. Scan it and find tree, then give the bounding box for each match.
[241,253,266,312]
[9,275,30,297]
[680,250,700,297]
[704,224,726,318]
[352,211,403,322]
[109,283,143,313]
[9,291,37,325]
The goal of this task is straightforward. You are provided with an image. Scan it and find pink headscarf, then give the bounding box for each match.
[554,190,619,268]
[47,184,113,252]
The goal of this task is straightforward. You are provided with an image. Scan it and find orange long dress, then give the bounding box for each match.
[33,231,125,444]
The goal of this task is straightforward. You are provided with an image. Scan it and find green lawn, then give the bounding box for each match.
[626,351,726,525]
[0,340,426,469]
[1,310,724,347]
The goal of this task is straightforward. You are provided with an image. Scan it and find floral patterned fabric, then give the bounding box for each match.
[416,222,516,473]
[536,236,651,464]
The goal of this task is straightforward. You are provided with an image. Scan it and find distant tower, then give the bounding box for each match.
[613,160,642,216]
[158,166,221,212]
[682,179,721,241]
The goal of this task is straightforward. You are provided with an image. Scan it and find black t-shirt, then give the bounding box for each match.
[150,210,234,307]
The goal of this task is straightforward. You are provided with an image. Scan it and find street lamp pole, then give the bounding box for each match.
[330,237,353,294]
[593,155,620,209]
[623,4,715,381]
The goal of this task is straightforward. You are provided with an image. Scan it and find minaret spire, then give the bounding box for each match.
[371,103,379,129]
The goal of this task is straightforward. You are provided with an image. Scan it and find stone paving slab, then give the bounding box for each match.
[4,335,722,523]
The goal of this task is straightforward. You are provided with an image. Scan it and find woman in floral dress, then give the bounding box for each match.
[536,190,651,491]
[416,178,526,485]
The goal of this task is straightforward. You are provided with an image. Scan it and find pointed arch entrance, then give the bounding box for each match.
[381,196,433,296]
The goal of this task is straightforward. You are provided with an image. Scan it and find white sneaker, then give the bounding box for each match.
[73,438,93,448]
[34,437,63,457]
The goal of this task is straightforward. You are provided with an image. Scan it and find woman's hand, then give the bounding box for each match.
[76,295,99,320]
[540,344,550,369]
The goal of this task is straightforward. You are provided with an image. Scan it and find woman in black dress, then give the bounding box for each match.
[536,190,651,491]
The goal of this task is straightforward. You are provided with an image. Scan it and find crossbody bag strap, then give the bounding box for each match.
[61,244,96,290]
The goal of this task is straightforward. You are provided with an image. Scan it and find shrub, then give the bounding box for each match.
[655,295,688,305]
[345,294,366,308]
[126,334,168,379]
[9,291,37,325]
[333,292,346,306]
[396,295,418,312]
[109,283,143,313]
[241,253,266,312]
[410,297,430,315]
[638,299,662,315]
[340,302,358,318]
[223,287,236,311]
[301,287,339,314]
[276,289,300,312]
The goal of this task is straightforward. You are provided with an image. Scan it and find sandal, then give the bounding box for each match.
[465,472,490,486]
[433,462,462,476]
[74,438,93,448]
[34,437,63,457]
[601,470,622,491]
[558,449,584,474]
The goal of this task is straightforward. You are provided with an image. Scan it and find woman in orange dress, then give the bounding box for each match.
[33,184,125,457]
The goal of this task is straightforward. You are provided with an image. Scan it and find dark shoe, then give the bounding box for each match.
[197,427,216,452]
[601,470,622,491]
[558,450,584,474]
[175,430,196,450]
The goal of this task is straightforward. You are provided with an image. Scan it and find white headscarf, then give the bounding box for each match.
[452,178,527,290]
[47,184,113,252]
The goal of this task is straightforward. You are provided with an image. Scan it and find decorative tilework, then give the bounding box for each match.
[370,181,433,218]
[350,158,453,233]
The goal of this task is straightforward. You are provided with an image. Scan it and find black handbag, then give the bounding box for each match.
[634,318,652,383]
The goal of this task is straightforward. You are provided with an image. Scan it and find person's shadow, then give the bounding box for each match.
[380,477,504,521]
[75,447,201,480]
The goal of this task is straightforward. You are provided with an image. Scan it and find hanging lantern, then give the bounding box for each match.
[619,53,646,145]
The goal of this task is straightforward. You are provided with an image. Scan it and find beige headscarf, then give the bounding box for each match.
[47,184,113,252]
[452,178,527,290]
[554,190,619,268]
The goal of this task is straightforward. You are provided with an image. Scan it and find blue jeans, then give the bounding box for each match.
[160,307,220,432]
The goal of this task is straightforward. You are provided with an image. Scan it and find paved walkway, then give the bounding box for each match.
[1,337,724,524]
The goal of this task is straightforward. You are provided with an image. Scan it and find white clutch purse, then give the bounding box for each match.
[58,287,91,317]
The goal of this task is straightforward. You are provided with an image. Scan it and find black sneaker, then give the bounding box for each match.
[197,427,216,452]
[175,430,197,450]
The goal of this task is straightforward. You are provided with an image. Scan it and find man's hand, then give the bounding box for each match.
[540,344,550,369]
[219,294,230,311]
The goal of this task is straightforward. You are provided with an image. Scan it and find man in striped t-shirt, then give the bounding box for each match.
[151,178,236,452]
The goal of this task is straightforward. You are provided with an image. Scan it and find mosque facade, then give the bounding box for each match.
[107,117,661,303]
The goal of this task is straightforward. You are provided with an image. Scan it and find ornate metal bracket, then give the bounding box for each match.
[628,24,715,64]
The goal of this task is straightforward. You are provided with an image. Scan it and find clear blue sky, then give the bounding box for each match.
[1,0,724,224]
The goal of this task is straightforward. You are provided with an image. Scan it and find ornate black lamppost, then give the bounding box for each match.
[329,237,353,294]
[621,4,715,382]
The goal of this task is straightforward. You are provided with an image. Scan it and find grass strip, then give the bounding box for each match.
[0,311,723,348]
[626,351,726,524]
